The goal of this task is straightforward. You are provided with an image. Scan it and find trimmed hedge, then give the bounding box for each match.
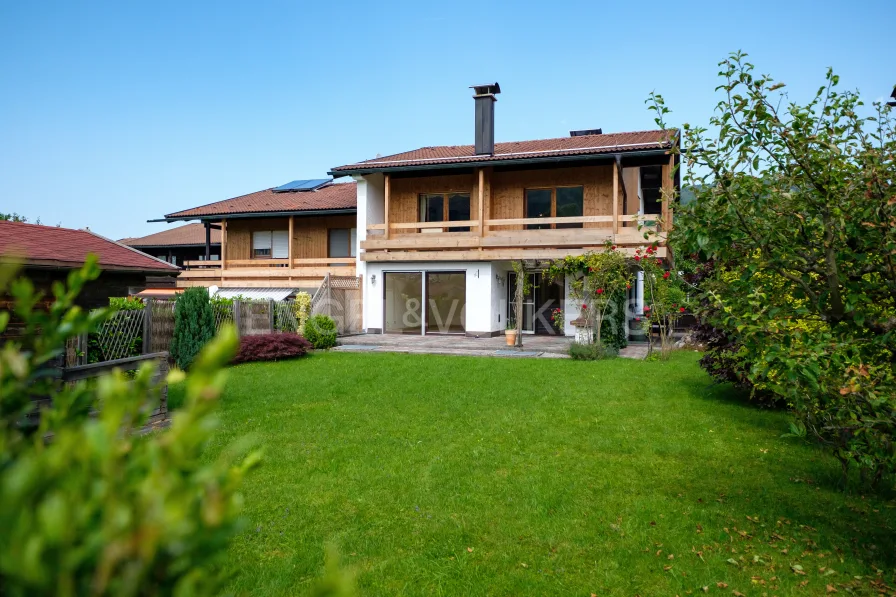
[232,333,312,364]
[303,314,338,349]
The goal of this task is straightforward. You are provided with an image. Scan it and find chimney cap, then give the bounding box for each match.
[470,82,501,97]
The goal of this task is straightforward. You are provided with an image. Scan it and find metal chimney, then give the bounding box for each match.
[470,83,501,155]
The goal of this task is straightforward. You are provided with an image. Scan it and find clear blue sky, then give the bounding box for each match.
[1,0,892,239]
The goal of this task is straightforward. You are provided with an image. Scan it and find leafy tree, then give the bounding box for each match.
[170,287,215,369]
[650,52,896,484]
[0,258,260,596]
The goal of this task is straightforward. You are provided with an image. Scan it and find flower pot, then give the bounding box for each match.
[505,330,517,346]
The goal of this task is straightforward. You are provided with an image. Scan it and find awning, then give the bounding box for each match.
[212,287,297,301]
[133,288,182,299]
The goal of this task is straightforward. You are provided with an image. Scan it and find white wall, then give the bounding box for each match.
[353,174,385,283]
[563,274,580,337]
[363,261,498,334]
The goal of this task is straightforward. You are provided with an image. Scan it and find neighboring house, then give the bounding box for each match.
[330,82,678,337]
[155,180,357,297]
[119,223,221,267]
[0,220,179,312]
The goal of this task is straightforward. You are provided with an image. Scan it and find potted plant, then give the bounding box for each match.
[505,318,517,346]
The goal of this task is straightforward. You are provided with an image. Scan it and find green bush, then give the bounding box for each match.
[304,314,338,349]
[170,287,215,369]
[0,257,260,597]
[568,341,618,361]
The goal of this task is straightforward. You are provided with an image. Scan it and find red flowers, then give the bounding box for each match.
[634,316,641,322]
[634,255,641,261]
[581,304,587,309]
[679,307,686,313]
[611,245,617,250]
[644,306,651,312]
[663,271,670,279]
[626,283,632,290]
[596,288,604,295]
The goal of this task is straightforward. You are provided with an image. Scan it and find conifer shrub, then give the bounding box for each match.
[303,314,338,349]
[170,287,215,369]
[232,333,312,364]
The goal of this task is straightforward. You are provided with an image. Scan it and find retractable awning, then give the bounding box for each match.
[212,287,296,301]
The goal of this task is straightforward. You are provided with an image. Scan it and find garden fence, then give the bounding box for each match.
[311,274,363,335]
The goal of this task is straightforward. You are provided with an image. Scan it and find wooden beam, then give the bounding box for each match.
[384,173,391,240]
[288,215,294,270]
[485,215,612,226]
[389,219,479,230]
[221,219,227,281]
[362,246,667,263]
[612,160,619,236]
[477,168,485,237]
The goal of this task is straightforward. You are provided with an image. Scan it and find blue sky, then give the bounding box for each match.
[1,0,892,239]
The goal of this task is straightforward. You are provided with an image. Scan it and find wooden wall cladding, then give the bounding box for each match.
[490,165,617,231]
[389,173,478,235]
[225,215,355,260]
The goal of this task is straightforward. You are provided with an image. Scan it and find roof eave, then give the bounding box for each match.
[156,207,358,223]
[329,146,674,177]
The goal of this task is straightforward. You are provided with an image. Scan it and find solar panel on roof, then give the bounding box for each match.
[272,178,332,193]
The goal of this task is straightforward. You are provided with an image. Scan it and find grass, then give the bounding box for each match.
[193,351,895,596]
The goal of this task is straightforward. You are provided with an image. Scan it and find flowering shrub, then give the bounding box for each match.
[550,307,564,331]
[232,333,312,364]
[635,244,689,360]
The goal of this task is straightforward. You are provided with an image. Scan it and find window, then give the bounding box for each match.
[328,228,356,258]
[524,186,584,229]
[252,230,289,258]
[640,166,663,216]
[419,193,471,232]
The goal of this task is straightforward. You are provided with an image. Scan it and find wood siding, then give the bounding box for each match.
[489,165,617,231]
[389,173,479,235]
[224,215,355,260]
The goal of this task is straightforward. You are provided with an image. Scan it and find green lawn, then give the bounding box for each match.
[198,351,895,596]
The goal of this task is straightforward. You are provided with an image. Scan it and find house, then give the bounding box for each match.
[0,219,180,312]
[155,179,357,298]
[330,83,678,337]
[119,223,221,266]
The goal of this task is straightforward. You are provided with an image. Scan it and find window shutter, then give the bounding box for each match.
[253,231,272,251]
[350,228,357,257]
[329,228,349,258]
[272,230,289,258]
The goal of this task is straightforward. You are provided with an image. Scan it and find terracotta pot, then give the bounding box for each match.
[505,330,517,346]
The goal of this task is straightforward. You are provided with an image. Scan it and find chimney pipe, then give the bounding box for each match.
[470,82,501,155]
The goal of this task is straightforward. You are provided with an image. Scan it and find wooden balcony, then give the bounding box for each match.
[176,257,356,288]
[360,214,666,262]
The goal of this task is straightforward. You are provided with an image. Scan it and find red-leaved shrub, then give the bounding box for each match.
[232,333,312,364]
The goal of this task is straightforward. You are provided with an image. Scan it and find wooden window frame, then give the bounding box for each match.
[524,185,584,229]
[328,228,356,258]
[418,192,472,231]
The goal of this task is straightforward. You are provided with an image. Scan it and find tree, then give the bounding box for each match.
[170,287,216,370]
[0,257,260,596]
[0,213,27,222]
[650,52,896,483]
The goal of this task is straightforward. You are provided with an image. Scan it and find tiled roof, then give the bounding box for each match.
[331,129,677,172]
[166,181,357,219]
[0,220,179,272]
[120,223,221,247]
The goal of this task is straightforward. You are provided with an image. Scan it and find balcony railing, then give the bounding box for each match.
[361,214,663,257]
[178,257,356,285]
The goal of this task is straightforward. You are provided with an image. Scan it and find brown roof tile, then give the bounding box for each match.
[166,181,357,219]
[120,223,221,247]
[0,220,179,272]
[331,129,677,172]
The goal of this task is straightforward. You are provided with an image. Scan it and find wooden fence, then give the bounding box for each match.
[29,351,170,432]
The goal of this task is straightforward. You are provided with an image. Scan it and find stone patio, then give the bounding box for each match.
[334,333,648,359]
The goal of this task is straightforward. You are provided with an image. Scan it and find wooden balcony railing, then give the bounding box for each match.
[360,214,664,262]
[177,257,356,287]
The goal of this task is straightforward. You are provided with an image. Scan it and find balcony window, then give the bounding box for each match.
[524,186,584,229]
[328,228,357,258]
[252,230,289,258]
[419,193,471,232]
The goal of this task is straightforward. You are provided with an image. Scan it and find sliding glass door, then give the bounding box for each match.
[384,272,423,334]
[383,271,466,335]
